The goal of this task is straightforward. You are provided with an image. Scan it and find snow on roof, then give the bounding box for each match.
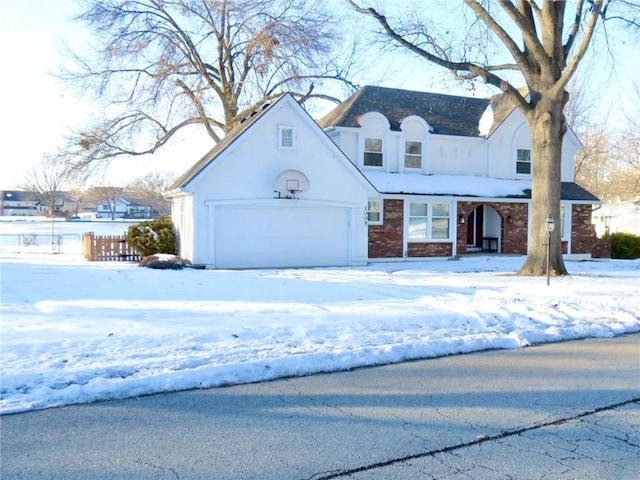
[365,171,531,198]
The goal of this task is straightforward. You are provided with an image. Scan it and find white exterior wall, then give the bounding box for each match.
[593,200,640,236]
[330,107,580,182]
[171,194,194,261]
[488,109,579,181]
[175,97,373,267]
[427,136,486,176]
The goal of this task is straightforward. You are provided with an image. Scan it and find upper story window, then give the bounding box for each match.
[404,141,422,169]
[364,137,383,167]
[408,202,451,241]
[278,126,295,149]
[367,199,383,224]
[516,148,531,175]
[401,116,430,172]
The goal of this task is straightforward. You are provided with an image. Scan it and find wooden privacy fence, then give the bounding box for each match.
[82,232,141,262]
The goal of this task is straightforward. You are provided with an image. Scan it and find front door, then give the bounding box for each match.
[466,207,484,250]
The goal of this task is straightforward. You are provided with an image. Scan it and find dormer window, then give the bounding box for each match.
[516,148,531,175]
[404,141,422,169]
[279,126,295,149]
[364,137,383,167]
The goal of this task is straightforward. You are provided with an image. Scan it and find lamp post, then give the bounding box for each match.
[545,214,555,286]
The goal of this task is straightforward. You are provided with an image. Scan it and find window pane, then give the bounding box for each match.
[432,203,449,217]
[365,138,382,153]
[368,200,381,222]
[280,128,293,148]
[404,141,422,169]
[364,152,383,167]
[405,141,422,155]
[410,203,428,216]
[431,218,450,239]
[404,155,421,169]
[408,218,428,240]
[517,149,531,161]
[516,149,531,174]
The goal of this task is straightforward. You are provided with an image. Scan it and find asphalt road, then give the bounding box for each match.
[1,334,639,480]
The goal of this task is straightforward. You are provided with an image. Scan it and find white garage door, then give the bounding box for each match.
[214,205,350,268]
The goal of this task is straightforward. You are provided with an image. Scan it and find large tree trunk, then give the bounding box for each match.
[517,94,569,277]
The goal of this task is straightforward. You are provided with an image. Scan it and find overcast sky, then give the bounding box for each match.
[0,0,636,191]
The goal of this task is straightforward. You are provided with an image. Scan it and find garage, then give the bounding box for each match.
[214,204,350,268]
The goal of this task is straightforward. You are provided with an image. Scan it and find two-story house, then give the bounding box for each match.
[319,86,600,260]
[1,191,44,216]
[167,87,601,269]
[94,197,154,219]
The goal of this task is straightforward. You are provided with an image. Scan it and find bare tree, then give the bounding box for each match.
[574,123,615,200]
[573,76,640,203]
[22,154,71,218]
[348,0,636,276]
[124,171,175,215]
[61,0,358,171]
[22,154,72,246]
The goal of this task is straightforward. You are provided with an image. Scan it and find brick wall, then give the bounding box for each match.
[368,199,606,259]
[407,242,453,257]
[571,204,609,257]
[368,199,404,258]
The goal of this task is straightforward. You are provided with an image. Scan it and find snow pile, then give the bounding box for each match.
[365,171,532,197]
[1,252,638,414]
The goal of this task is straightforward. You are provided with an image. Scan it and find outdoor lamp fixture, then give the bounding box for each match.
[459,214,466,224]
[545,214,555,286]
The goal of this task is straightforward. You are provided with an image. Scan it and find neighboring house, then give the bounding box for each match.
[318,86,601,260]
[95,197,130,219]
[52,193,80,217]
[593,199,640,236]
[95,197,153,219]
[0,190,44,216]
[166,93,377,268]
[124,200,153,219]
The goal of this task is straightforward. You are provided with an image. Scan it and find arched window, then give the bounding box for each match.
[358,112,390,169]
[400,116,431,171]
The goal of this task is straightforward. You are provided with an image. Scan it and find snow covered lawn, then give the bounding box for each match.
[1,252,638,414]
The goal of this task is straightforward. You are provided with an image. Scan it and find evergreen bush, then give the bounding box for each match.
[606,232,640,259]
[126,216,177,257]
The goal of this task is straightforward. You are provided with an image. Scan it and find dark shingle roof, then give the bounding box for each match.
[1,190,42,202]
[561,183,600,202]
[318,86,491,137]
[519,183,600,202]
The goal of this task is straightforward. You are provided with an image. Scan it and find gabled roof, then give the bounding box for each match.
[318,86,491,137]
[169,95,283,190]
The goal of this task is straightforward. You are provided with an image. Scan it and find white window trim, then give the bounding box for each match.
[367,199,383,225]
[403,140,423,170]
[406,200,452,242]
[515,148,532,177]
[278,125,295,149]
[363,136,384,169]
[560,203,568,240]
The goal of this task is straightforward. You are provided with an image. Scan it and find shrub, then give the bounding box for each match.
[139,254,191,270]
[606,232,640,259]
[126,216,177,257]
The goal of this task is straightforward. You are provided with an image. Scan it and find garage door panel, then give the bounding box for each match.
[214,206,349,268]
